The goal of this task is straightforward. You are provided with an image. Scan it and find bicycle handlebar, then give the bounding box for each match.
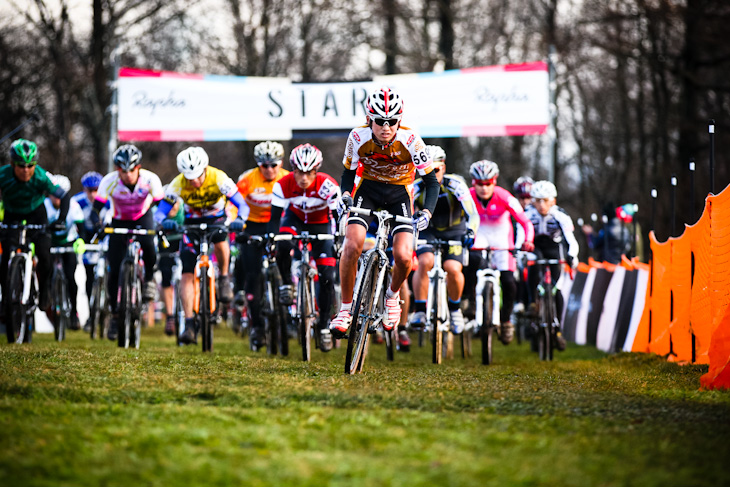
[276,233,335,242]
[348,206,413,225]
[416,239,463,246]
[0,223,46,231]
[50,246,80,254]
[103,227,159,236]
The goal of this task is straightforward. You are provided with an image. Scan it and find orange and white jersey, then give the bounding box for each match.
[236,167,289,223]
[343,125,433,186]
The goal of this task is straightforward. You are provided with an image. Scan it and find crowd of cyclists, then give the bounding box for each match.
[0,86,581,354]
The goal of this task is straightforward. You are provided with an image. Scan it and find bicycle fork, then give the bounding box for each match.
[475,270,501,328]
[193,255,216,314]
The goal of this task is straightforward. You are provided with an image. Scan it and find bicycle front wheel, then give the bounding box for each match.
[118,262,138,348]
[299,268,313,362]
[345,252,379,375]
[263,278,279,356]
[88,275,102,339]
[537,286,554,361]
[481,281,495,365]
[6,257,30,344]
[200,273,213,352]
[51,270,68,342]
[430,278,444,365]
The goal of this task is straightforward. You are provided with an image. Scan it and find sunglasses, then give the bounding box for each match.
[474,179,496,186]
[259,163,278,169]
[372,117,400,127]
[15,162,37,169]
[434,166,445,173]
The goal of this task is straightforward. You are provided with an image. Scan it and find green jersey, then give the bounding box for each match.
[0,165,61,215]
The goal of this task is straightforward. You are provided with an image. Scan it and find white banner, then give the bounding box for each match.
[117,63,548,141]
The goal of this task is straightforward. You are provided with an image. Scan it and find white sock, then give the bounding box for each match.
[385,287,398,300]
[340,301,352,312]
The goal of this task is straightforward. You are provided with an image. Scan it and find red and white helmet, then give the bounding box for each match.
[470,160,499,181]
[366,86,403,121]
[289,143,323,172]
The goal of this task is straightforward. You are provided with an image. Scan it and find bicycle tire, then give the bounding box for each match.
[6,257,29,344]
[431,277,444,365]
[278,301,290,357]
[174,280,184,346]
[200,272,213,352]
[461,329,472,358]
[51,269,68,342]
[299,268,313,362]
[345,252,379,375]
[538,286,554,361]
[263,277,278,356]
[481,281,495,365]
[88,275,102,339]
[118,262,136,348]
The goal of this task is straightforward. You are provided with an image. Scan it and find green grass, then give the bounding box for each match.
[1,325,728,487]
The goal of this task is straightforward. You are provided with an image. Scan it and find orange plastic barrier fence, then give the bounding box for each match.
[634,185,730,389]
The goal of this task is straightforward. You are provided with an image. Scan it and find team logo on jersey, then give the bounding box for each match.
[317,178,337,200]
[353,132,361,143]
[219,179,235,196]
[407,134,415,146]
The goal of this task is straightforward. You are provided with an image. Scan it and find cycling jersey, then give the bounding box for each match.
[96,169,164,221]
[343,124,433,187]
[471,186,534,272]
[72,192,111,234]
[414,174,478,233]
[236,167,289,223]
[45,197,84,245]
[0,164,62,214]
[271,172,340,225]
[525,204,579,263]
[166,167,238,219]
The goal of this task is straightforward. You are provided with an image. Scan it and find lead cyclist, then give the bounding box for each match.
[329,87,440,338]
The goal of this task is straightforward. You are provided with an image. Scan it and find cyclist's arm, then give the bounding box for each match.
[267,181,288,233]
[268,205,285,234]
[553,209,580,262]
[451,176,479,234]
[235,178,251,221]
[227,191,246,216]
[154,199,173,223]
[420,170,439,216]
[56,189,71,223]
[507,196,534,244]
[340,168,357,196]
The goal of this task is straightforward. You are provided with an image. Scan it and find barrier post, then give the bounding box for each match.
[671,175,677,237]
[709,119,715,195]
[690,158,696,222]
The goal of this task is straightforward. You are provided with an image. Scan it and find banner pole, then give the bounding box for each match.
[107,46,120,174]
[547,45,557,183]
[671,175,677,237]
[709,120,715,195]
[689,158,695,223]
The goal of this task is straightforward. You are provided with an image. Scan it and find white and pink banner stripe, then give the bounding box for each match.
[118,63,548,141]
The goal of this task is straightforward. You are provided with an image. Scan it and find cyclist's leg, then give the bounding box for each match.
[277,211,302,288]
[311,223,335,330]
[158,250,176,334]
[179,238,198,344]
[210,224,233,302]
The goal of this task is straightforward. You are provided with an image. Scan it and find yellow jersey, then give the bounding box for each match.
[166,166,238,219]
[236,167,289,223]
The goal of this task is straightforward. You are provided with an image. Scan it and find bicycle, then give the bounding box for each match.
[246,233,291,356]
[281,231,336,362]
[1,222,45,344]
[526,251,568,361]
[178,222,230,353]
[49,245,81,341]
[416,238,464,365]
[344,206,413,375]
[103,227,161,349]
[85,242,110,340]
[471,247,513,365]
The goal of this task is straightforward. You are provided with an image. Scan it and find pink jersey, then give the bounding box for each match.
[470,186,534,271]
[96,169,164,221]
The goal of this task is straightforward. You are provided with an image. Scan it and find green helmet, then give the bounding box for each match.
[10,139,38,165]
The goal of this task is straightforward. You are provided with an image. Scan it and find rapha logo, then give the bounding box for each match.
[475,85,529,111]
[133,91,186,115]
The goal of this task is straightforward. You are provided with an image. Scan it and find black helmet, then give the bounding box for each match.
[9,139,38,165]
[113,144,142,171]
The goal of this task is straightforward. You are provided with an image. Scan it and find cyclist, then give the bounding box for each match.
[93,144,165,341]
[45,173,85,330]
[268,143,341,352]
[234,141,289,350]
[156,190,185,336]
[154,146,246,345]
[330,86,440,338]
[72,171,110,331]
[464,160,534,345]
[410,145,479,338]
[0,139,70,320]
[513,176,534,210]
[525,180,580,351]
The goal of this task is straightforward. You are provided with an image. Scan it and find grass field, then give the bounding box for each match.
[1,325,728,487]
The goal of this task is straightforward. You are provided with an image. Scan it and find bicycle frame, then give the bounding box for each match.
[50,245,78,341]
[474,250,502,329]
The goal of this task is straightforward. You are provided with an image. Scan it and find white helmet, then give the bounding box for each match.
[469,160,499,181]
[48,173,71,193]
[253,141,284,165]
[531,180,557,199]
[426,145,446,163]
[177,147,209,180]
[289,143,323,172]
[366,86,403,121]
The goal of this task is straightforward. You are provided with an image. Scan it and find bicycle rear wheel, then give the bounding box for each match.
[263,277,279,356]
[481,281,495,365]
[88,276,102,339]
[6,257,30,344]
[461,328,472,358]
[118,262,137,348]
[200,273,213,352]
[174,280,184,346]
[345,252,379,375]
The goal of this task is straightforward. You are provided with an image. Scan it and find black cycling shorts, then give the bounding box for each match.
[349,179,413,235]
[416,228,465,265]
